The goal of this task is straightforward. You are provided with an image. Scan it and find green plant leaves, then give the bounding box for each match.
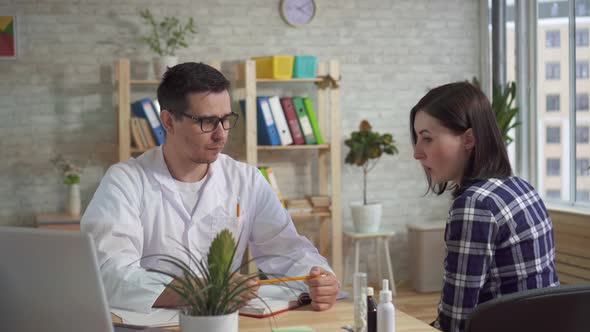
[207,229,236,289]
[139,9,196,56]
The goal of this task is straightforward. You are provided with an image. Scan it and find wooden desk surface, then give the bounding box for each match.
[114,300,436,332]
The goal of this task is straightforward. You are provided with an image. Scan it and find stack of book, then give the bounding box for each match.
[130,98,165,150]
[308,196,331,214]
[284,198,313,214]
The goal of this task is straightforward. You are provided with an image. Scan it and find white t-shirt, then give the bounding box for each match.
[173,175,206,216]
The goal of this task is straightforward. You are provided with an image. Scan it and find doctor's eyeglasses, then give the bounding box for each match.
[172,110,239,133]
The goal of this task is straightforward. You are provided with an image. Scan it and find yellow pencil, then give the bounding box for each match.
[258,275,323,284]
[236,199,240,217]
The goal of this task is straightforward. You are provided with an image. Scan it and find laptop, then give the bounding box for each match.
[0,226,166,332]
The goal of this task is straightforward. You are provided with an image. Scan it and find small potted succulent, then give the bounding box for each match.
[139,9,197,78]
[344,120,398,233]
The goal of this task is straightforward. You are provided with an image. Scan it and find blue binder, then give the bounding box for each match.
[131,98,165,145]
[256,97,281,146]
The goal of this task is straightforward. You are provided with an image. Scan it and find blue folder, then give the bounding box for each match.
[131,98,165,145]
[256,97,281,146]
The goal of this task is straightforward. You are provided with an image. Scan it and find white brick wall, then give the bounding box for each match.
[0,0,479,279]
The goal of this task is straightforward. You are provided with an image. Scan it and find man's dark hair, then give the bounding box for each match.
[409,82,512,197]
[157,62,230,120]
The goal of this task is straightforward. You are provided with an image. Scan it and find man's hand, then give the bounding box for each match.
[304,266,340,311]
[230,273,260,308]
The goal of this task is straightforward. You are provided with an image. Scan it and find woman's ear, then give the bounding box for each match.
[463,128,475,151]
[160,110,175,135]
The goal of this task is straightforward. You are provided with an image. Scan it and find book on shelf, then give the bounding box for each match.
[307,195,331,207]
[285,198,313,214]
[258,166,284,205]
[302,97,324,144]
[256,97,281,145]
[268,96,294,146]
[291,97,316,145]
[131,98,165,145]
[280,97,305,145]
[137,118,157,148]
[130,117,146,150]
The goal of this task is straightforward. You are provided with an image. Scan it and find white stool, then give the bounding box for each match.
[343,230,396,296]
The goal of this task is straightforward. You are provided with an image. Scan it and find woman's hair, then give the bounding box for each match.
[409,82,512,197]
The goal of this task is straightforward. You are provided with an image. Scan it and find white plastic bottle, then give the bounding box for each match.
[377,279,395,332]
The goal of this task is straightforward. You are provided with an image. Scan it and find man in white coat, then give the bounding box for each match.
[81,62,339,313]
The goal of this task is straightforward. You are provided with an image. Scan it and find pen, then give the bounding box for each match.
[236,198,240,217]
[258,274,323,285]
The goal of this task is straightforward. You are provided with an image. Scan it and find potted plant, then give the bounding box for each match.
[139,9,197,78]
[471,78,521,146]
[344,120,398,233]
[51,155,84,216]
[149,229,263,332]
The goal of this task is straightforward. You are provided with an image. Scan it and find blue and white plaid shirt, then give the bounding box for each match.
[435,176,559,332]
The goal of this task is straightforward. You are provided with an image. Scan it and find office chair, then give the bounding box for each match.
[465,284,590,332]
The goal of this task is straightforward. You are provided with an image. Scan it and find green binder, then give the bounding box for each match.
[302,97,324,144]
[291,97,316,144]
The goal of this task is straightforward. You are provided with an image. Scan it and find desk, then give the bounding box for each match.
[35,212,80,230]
[113,300,437,331]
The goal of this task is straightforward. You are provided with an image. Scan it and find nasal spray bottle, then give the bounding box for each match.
[377,279,395,332]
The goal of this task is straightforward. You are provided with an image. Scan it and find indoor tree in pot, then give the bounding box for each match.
[149,229,263,332]
[344,120,398,233]
[139,9,196,79]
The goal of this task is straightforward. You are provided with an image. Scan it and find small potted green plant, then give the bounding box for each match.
[51,155,84,216]
[149,229,263,332]
[344,120,398,233]
[139,9,197,78]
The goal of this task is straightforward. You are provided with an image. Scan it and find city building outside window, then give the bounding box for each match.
[576,190,590,202]
[576,28,589,47]
[546,61,561,80]
[546,189,561,200]
[577,93,589,111]
[577,60,590,79]
[546,126,561,144]
[546,30,561,47]
[547,158,561,176]
[576,125,590,143]
[577,158,590,176]
[546,94,560,112]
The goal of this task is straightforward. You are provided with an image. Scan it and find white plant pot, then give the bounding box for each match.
[351,202,382,233]
[154,55,178,79]
[180,311,238,332]
[66,183,81,217]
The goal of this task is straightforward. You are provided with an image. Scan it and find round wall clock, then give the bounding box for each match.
[280,0,317,27]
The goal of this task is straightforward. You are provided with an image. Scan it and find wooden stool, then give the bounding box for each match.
[343,230,396,296]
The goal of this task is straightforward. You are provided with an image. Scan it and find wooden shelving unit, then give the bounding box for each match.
[238,59,342,278]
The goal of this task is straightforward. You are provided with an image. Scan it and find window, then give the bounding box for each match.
[577,28,589,47]
[577,190,590,202]
[546,126,561,144]
[577,158,590,176]
[546,62,560,80]
[577,126,590,143]
[546,94,560,112]
[577,61,590,79]
[546,189,561,200]
[546,30,560,47]
[547,158,561,176]
[577,93,589,111]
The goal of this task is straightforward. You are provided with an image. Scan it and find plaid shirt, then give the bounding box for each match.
[435,176,559,332]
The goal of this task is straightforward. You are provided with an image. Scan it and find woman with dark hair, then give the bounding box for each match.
[410,82,559,332]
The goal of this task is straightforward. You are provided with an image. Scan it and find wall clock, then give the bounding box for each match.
[280,0,317,27]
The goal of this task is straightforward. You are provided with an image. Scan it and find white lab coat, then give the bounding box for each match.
[81,147,332,313]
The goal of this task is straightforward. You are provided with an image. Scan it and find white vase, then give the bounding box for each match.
[66,183,81,217]
[180,311,238,332]
[154,56,178,79]
[351,202,382,233]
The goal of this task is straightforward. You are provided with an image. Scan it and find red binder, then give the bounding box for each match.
[280,97,305,145]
